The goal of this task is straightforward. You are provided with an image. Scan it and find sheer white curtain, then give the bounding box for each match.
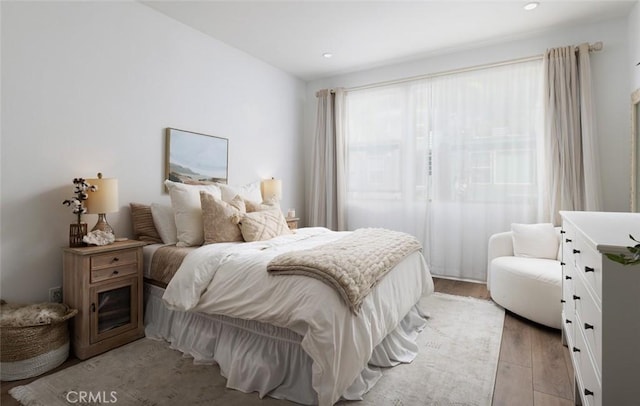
[542,44,602,225]
[344,60,543,281]
[309,88,347,230]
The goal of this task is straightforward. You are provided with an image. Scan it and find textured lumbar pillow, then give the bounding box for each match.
[511,223,559,260]
[233,209,291,242]
[129,203,162,244]
[164,180,222,247]
[200,192,245,244]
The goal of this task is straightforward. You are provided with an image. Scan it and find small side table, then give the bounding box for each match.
[286,217,300,230]
[62,240,146,359]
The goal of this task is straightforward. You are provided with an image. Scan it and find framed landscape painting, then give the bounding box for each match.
[165,128,228,185]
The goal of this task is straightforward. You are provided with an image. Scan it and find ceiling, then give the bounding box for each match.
[142,1,636,81]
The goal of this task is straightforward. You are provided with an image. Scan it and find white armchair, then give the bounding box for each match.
[487,226,562,329]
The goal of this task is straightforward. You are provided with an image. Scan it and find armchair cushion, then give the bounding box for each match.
[511,223,559,260]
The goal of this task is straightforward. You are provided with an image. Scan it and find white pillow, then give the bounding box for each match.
[217,181,262,203]
[164,180,222,247]
[511,223,559,260]
[150,203,178,245]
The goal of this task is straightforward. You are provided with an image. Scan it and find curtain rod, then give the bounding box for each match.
[582,41,603,52]
[320,41,603,95]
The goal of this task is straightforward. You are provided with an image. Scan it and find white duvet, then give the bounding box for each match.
[163,227,434,406]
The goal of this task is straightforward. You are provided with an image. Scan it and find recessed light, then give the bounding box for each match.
[322,53,333,59]
[524,2,539,11]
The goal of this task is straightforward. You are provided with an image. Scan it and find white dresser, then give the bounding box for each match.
[560,211,640,406]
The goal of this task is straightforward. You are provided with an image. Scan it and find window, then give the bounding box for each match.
[345,61,542,204]
[344,59,542,281]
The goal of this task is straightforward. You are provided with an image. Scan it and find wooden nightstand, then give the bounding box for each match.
[286,217,300,230]
[62,240,146,360]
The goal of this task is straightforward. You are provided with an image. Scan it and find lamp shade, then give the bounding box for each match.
[85,176,119,214]
[261,178,282,201]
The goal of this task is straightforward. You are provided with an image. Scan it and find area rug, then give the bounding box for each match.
[10,292,504,406]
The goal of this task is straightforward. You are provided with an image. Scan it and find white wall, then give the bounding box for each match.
[0,1,306,302]
[304,17,630,217]
[631,2,640,91]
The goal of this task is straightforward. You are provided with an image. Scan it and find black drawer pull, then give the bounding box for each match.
[560,230,565,234]
[584,389,594,396]
[561,262,566,266]
[565,238,572,243]
[565,319,572,324]
[565,275,572,280]
[584,266,594,273]
[112,270,119,275]
[573,295,581,300]
[584,323,594,330]
[573,249,580,254]
[91,303,96,313]
[572,347,581,352]
[560,299,566,303]
[112,257,119,262]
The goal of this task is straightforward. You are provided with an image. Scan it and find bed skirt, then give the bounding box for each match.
[144,283,427,405]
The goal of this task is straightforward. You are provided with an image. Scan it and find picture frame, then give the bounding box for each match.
[631,89,640,212]
[165,128,228,185]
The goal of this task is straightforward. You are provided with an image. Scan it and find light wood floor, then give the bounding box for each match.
[2,278,574,406]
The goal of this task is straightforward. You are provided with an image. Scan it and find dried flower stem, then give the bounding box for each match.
[62,177,97,225]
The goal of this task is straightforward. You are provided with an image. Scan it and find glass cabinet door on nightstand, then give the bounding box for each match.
[89,276,139,344]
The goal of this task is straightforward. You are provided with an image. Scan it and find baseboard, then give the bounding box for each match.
[432,274,487,285]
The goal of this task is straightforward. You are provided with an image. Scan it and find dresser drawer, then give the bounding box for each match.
[561,273,575,346]
[561,258,575,303]
[91,249,138,270]
[561,227,576,266]
[574,328,602,406]
[573,273,602,375]
[571,237,602,304]
[562,309,575,349]
[90,263,138,283]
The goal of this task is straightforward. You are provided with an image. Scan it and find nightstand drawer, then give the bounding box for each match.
[91,263,138,283]
[91,249,137,270]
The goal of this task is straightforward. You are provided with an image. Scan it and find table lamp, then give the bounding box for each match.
[261,178,282,201]
[85,172,119,235]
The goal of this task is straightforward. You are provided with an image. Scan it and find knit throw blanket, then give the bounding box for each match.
[267,228,422,314]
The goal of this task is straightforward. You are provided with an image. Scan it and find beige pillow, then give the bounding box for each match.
[200,192,245,244]
[244,197,280,213]
[235,209,292,242]
[164,179,222,247]
[129,203,162,243]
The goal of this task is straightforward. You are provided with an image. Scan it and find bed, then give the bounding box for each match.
[142,227,434,406]
[134,176,433,405]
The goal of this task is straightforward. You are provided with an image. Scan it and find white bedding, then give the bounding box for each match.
[163,227,434,406]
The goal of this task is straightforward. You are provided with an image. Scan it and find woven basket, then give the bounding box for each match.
[0,302,77,381]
